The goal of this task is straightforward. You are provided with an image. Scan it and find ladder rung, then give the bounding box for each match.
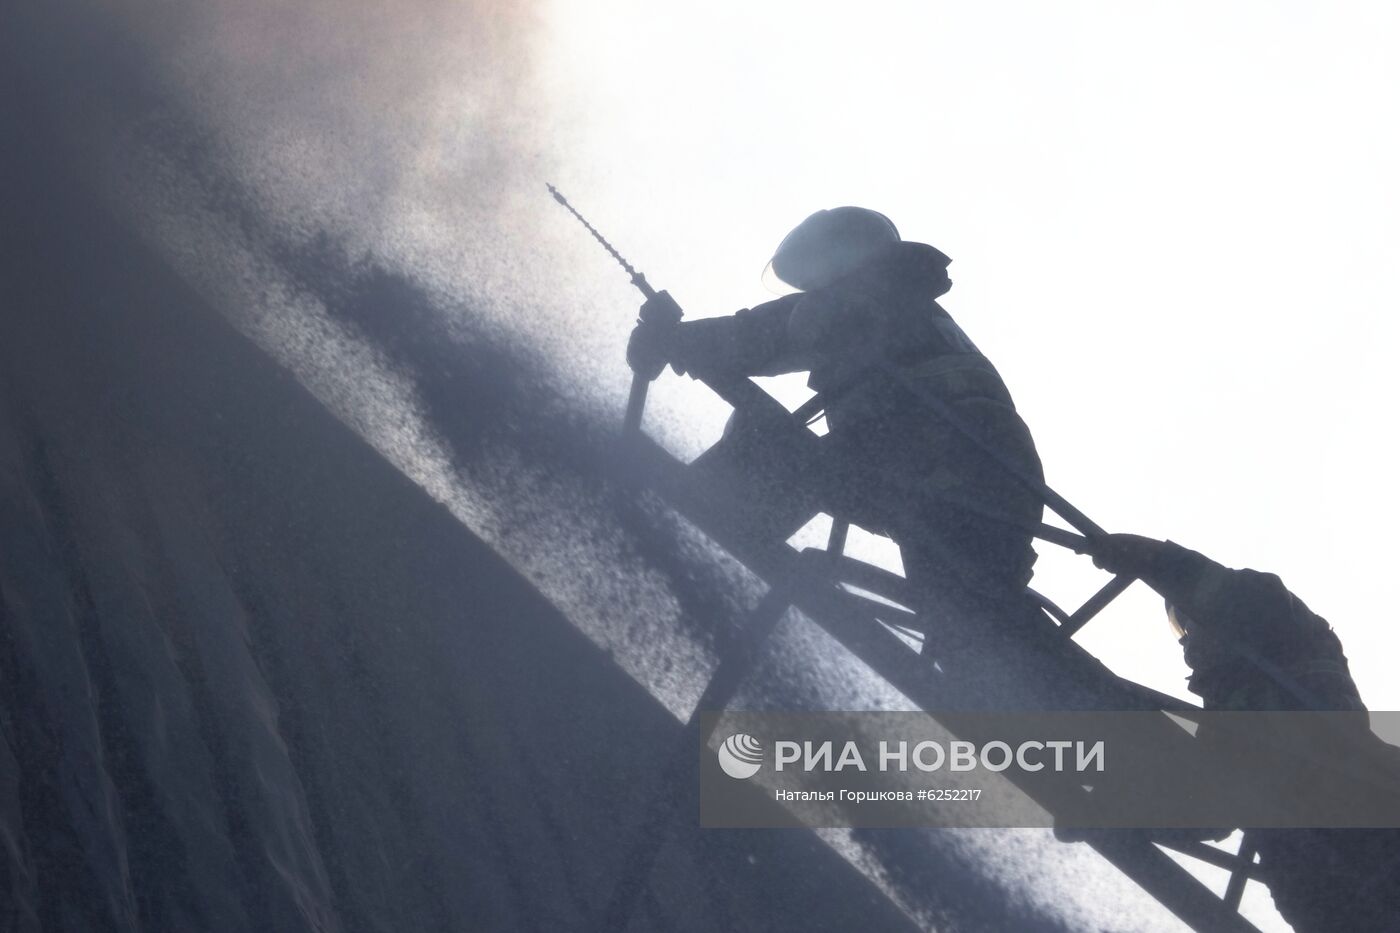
[1062,574,1135,636]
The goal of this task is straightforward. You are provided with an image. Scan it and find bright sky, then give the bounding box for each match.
[534,0,1400,712]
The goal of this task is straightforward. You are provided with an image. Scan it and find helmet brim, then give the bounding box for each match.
[760,259,803,296]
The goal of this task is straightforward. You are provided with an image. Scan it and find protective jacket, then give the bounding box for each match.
[668,241,1044,600]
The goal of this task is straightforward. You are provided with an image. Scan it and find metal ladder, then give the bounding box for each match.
[602,365,1266,932]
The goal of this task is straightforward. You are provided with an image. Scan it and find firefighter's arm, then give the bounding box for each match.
[627,293,808,380]
[1090,534,1304,647]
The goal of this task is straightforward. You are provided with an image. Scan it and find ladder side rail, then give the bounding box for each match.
[607,444,1254,932]
[774,557,1262,933]
[624,413,1266,932]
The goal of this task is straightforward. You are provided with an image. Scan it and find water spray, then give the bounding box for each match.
[546,183,683,433]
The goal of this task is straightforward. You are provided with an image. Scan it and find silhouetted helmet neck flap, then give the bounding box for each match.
[767,207,901,292]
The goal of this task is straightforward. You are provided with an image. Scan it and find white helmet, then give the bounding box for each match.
[763,207,901,292]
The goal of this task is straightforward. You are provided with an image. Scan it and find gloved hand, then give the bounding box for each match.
[1088,533,1168,577]
[626,318,677,380]
[626,291,685,380]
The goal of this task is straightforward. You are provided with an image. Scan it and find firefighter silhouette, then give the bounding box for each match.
[627,207,1044,609]
[1092,533,1400,933]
